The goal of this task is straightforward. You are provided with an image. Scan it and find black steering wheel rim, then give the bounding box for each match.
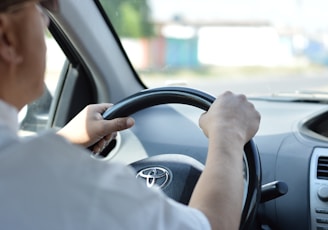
[102,86,214,119]
[102,86,261,229]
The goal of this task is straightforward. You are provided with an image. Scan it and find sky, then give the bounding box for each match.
[148,0,328,33]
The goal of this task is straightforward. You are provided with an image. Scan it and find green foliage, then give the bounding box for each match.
[99,0,153,38]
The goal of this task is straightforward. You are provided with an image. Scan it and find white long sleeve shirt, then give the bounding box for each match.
[0,100,210,230]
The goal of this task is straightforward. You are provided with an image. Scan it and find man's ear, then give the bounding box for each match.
[0,15,22,64]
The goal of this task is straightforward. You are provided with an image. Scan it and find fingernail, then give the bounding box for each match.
[127,118,134,126]
[92,150,100,156]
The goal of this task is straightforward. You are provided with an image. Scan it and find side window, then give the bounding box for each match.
[18,34,66,136]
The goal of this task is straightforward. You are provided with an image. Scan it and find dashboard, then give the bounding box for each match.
[108,98,328,229]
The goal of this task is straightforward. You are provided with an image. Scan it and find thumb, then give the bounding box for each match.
[103,117,135,133]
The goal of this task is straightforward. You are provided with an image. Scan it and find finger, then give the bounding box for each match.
[92,138,106,154]
[104,132,117,141]
[92,145,101,155]
[89,103,114,114]
[98,103,114,113]
[198,113,209,137]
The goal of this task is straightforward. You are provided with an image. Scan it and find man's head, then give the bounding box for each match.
[0,0,58,12]
[0,0,58,110]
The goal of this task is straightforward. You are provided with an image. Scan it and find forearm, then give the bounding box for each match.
[189,136,245,230]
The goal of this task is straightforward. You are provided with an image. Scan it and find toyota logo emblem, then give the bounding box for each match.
[136,167,170,188]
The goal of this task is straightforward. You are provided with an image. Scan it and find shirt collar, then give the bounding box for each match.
[0,100,19,133]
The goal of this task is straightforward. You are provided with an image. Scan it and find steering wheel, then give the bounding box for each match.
[101,86,261,230]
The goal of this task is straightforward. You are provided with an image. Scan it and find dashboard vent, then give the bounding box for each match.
[318,157,328,179]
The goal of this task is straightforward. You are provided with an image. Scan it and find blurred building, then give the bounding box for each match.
[122,0,328,69]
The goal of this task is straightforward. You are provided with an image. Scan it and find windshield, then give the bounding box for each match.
[99,0,328,97]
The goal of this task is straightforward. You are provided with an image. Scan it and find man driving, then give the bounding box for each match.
[0,0,261,229]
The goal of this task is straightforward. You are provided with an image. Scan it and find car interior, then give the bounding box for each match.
[19,0,328,229]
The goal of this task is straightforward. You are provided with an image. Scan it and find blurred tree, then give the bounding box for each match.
[99,0,153,38]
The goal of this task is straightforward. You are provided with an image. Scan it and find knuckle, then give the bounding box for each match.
[113,118,127,131]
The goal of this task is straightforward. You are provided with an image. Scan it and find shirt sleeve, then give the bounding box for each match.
[0,132,212,230]
[166,196,212,229]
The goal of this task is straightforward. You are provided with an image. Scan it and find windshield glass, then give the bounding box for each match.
[99,0,328,97]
